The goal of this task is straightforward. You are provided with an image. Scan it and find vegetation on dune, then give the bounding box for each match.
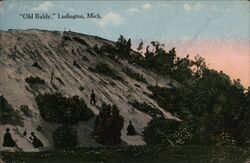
[90,62,123,81]
[35,93,94,124]
[25,76,45,85]
[115,35,131,59]
[0,96,23,125]
[144,118,192,145]
[129,100,163,119]
[146,70,250,146]
[20,105,32,117]
[122,67,147,83]
[93,103,124,145]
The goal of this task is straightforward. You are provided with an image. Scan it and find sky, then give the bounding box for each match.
[0,0,249,88]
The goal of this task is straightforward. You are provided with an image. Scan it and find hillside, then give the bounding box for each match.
[0,29,179,151]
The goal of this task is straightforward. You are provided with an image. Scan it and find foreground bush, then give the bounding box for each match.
[35,93,94,124]
[143,118,192,145]
[3,145,249,162]
[93,103,124,145]
[53,125,78,149]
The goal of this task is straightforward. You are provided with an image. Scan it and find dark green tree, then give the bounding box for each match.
[93,103,124,145]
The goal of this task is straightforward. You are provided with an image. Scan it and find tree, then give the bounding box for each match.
[137,39,143,53]
[126,38,132,54]
[93,103,124,145]
[116,35,127,59]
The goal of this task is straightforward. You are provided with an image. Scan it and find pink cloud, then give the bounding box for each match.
[132,39,249,88]
[175,39,249,88]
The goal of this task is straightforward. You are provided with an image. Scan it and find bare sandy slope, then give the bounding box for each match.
[0,29,179,151]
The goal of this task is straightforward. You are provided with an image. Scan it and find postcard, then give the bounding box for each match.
[0,1,249,162]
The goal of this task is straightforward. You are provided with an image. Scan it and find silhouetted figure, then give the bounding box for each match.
[73,60,77,66]
[23,130,27,137]
[73,60,81,68]
[90,90,96,106]
[29,132,44,148]
[2,128,17,147]
[127,121,136,136]
[32,59,42,69]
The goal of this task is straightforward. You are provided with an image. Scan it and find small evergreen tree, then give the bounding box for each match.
[137,39,143,53]
[93,103,124,145]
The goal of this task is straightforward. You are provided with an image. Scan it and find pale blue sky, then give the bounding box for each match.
[0,0,249,42]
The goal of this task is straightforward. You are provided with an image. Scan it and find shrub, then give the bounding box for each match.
[143,118,192,145]
[93,103,124,145]
[92,63,122,81]
[0,96,23,125]
[93,44,102,54]
[73,36,89,47]
[129,100,163,119]
[100,45,116,54]
[63,35,72,41]
[35,93,94,124]
[25,76,45,85]
[210,132,237,146]
[20,105,32,117]
[147,86,177,113]
[53,125,78,149]
[122,67,147,83]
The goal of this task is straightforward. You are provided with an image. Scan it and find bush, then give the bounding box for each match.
[92,63,122,81]
[122,67,147,83]
[0,96,23,125]
[210,132,237,146]
[143,118,192,145]
[53,125,78,149]
[100,45,116,55]
[93,103,124,145]
[25,76,45,85]
[73,36,89,47]
[147,86,177,113]
[129,100,163,119]
[35,93,94,124]
[20,105,32,117]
